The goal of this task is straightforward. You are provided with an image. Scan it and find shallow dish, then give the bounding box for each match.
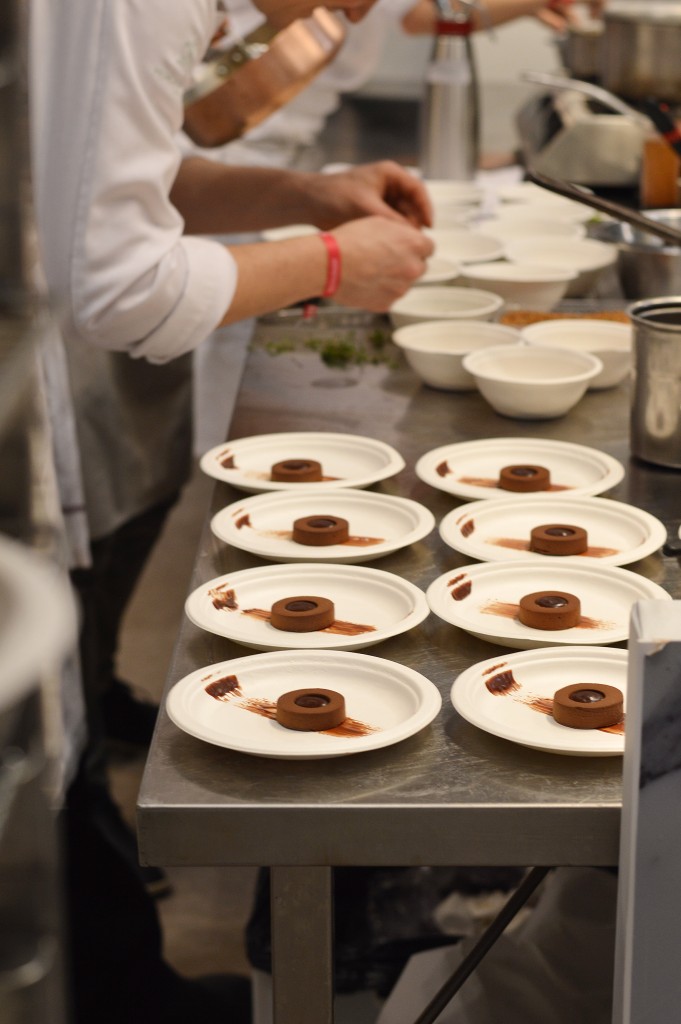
[451,646,627,756]
[185,562,430,652]
[389,286,504,329]
[495,182,594,223]
[439,495,667,567]
[426,228,506,265]
[167,649,442,759]
[462,344,602,418]
[520,318,633,390]
[210,489,435,563]
[415,437,625,500]
[478,215,586,241]
[424,179,484,207]
[460,261,576,311]
[200,431,405,493]
[391,319,521,391]
[426,558,671,649]
[504,237,617,298]
[418,255,462,285]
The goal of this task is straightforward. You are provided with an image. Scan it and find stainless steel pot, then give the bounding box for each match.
[603,3,681,105]
[558,3,681,105]
[590,211,681,300]
[183,9,345,147]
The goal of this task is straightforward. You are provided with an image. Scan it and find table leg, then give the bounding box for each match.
[271,865,334,1024]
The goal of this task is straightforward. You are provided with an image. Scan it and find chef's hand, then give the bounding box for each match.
[332,215,434,311]
[310,161,434,230]
[536,0,605,31]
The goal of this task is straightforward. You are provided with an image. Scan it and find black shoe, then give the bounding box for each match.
[101,678,159,746]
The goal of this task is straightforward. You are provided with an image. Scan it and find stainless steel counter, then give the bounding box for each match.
[138,308,681,1022]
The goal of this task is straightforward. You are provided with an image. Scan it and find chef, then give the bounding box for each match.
[28,1,433,1021]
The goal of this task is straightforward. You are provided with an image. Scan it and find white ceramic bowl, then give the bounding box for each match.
[392,319,522,391]
[424,179,484,207]
[504,237,617,298]
[478,215,586,241]
[460,261,577,311]
[417,256,462,286]
[520,319,633,390]
[496,181,594,223]
[462,344,603,419]
[389,286,504,329]
[427,229,506,265]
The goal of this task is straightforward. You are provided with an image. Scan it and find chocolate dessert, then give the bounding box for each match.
[292,515,350,546]
[530,524,588,556]
[275,688,346,731]
[270,595,335,632]
[518,591,581,630]
[498,464,551,493]
[552,683,624,729]
[271,459,323,483]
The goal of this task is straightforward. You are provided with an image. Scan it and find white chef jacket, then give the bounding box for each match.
[29,0,238,540]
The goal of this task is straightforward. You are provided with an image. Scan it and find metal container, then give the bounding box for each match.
[556,23,604,82]
[602,3,681,104]
[590,211,681,300]
[629,295,681,467]
[420,12,479,181]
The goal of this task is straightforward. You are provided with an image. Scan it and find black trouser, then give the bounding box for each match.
[70,494,178,745]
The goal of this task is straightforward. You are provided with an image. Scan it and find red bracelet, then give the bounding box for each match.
[319,232,342,298]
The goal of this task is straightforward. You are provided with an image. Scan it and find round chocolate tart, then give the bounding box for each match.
[518,591,581,630]
[498,464,551,493]
[552,683,624,730]
[270,595,335,632]
[271,459,323,483]
[275,688,346,731]
[292,515,350,546]
[530,524,588,556]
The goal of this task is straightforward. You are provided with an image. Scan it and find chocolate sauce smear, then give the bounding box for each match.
[460,518,475,538]
[214,691,379,737]
[235,513,251,529]
[520,693,626,734]
[485,669,520,695]
[209,584,238,610]
[239,607,376,635]
[436,460,451,477]
[219,450,236,469]
[205,675,242,700]
[488,537,618,557]
[447,574,471,600]
[458,475,571,491]
[480,600,613,630]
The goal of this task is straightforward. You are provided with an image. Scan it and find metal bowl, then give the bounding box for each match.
[590,210,681,299]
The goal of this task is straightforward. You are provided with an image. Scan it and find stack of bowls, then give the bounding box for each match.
[391,320,521,390]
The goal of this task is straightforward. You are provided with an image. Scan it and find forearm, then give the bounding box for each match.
[218,236,328,324]
[401,0,566,34]
[171,157,322,235]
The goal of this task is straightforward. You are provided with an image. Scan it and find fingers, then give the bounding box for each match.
[333,216,434,311]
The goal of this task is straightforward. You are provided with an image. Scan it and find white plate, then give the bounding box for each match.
[439,496,667,567]
[186,562,430,652]
[451,646,627,756]
[166,649,442,759]
[211,489,435,563]
[200,432,405,493]
[415,437,624,500]
[426,559,670,649]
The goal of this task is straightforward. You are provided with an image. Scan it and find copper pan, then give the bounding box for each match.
[183,9,346,148]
